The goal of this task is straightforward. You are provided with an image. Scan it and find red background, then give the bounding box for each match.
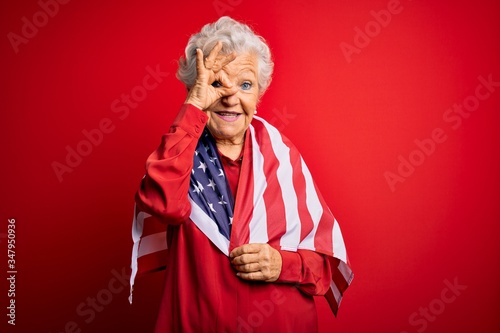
[1,0,499,332]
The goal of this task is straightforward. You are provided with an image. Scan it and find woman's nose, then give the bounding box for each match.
[221,90,238,106]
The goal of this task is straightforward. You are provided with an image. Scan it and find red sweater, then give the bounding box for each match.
[136,104,332,333]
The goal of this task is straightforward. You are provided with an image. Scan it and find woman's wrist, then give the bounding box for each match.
[184,98,204,110]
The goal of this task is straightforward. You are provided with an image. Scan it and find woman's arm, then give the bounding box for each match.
[277,249,332,296]
[135,104,207,224]
[230,245,332,296]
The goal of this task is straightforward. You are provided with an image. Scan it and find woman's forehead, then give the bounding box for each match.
[223,53,258,77]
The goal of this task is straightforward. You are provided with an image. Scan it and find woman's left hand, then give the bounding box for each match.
[230,244,282,282]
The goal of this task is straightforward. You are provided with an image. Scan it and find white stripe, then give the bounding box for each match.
[129,205,151,303]
[248,124,269,244]
[132,209,150,244]
[129,242,139,304]
[297,157,323,251]
[338,261,353,284]
[138,231,168,257]
[254,116,301,250]
[333,218,347,263]
[330,280,342,306]
[189,197,230,256]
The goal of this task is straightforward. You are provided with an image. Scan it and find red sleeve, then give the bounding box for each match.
[276,249,332,296]
[135,104,208,224]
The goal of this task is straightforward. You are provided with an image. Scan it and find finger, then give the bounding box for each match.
[231,253,260,265]
[213,71,234,90]
[205,41,223,69]
[216,51,237,70]
[210,52,237,72]
[218,71,235,89]
[230,243,265,258]
[195,48,206,74]
[236,271,265,281]
[216,86,238,100]
[213,78,238,100]
[207,41,223,60]
[233,262,261,273]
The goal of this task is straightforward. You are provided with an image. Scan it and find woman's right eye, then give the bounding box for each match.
[211,81,222,88]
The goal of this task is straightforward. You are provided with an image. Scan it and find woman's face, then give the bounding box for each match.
[205,52,259,145]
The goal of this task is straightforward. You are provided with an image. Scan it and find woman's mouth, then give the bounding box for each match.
[214,111,241,122]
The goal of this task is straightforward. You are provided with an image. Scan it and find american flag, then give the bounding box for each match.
[188,129,235,241]
[130,115,353,315]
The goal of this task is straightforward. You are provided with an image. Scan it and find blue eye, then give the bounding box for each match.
[241,82,252,90]
[211,81,222,88]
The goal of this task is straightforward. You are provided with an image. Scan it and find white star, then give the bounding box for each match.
[208,202,216,213]
[191,168,195,174]
[209,156,218,164]
[198,161,207,173]
[196,180,204,192]
[218,195,227,205]
[229,217,233,225]
[195,150,199,156]
[192,183,200,194]
[218,169,225,177]
[207,178,216,191]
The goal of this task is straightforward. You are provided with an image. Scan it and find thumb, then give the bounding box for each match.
[217,72,237,97]
[218,85,238,99]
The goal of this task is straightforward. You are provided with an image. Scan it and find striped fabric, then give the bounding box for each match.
[129,115,353,315]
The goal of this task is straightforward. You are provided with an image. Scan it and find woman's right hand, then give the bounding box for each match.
[185,41,238,111]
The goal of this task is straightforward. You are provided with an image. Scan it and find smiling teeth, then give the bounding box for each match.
[219,112,238,116]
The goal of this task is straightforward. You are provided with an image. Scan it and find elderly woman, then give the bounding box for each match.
[130,16,353,333]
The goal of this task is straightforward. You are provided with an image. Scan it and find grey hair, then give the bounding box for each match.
[177,16,274,95]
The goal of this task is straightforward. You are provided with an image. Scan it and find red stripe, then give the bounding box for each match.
[141,214,166,237]
[136,250,168,277]
[331,258,349,293]
[325,258,351,317]
[230,130,254,250]
[252,120,287,248]
[314,213,334,257]
[324,289,340,316]
[281,135,315,241]
[313,181,335,256]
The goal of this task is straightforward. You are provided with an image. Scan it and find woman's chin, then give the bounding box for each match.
[208,124,243,139]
